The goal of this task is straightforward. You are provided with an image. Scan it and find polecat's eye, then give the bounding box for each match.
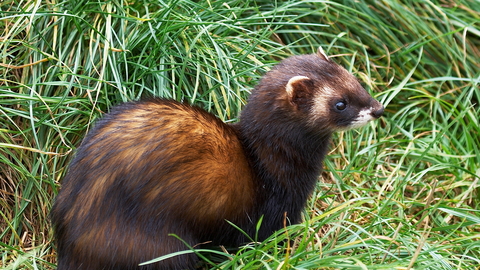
[335,101,347,111]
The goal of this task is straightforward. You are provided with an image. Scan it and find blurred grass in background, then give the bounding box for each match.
[1,0,478,269]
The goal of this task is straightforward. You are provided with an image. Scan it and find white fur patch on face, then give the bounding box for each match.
[348,108,376,129]
[308,86,332,124]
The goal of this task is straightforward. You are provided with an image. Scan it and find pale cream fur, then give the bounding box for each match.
[317,46,329,60]
[285,75,310,99]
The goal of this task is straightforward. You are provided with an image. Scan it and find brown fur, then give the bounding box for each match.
[51,48,384,269]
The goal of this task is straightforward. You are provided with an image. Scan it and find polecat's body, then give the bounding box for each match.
[51,48,384,270]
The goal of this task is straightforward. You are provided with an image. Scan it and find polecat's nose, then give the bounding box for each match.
[372,105,384,119]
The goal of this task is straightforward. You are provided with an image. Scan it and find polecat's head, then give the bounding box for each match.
[243,47,383,135]
[278,47,384,132]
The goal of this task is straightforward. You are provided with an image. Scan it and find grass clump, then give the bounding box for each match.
[1,0,479,269]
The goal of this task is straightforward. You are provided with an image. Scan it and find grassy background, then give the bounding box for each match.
[1,0,479,269]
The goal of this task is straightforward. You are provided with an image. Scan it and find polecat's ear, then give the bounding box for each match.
[317,47,329,61]
[286,75,313,108]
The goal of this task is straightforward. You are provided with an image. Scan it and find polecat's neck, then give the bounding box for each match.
[235,114,331,239]
[239,119,330,186]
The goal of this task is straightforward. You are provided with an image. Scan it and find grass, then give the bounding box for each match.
[1,0,479,269]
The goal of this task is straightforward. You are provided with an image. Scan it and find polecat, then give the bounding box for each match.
[51,47,384,270]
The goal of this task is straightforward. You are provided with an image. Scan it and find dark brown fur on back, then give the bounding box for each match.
[52,100,255,269]
[51,49,383,270]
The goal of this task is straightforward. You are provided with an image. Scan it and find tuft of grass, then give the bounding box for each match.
[1,0,479,269]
